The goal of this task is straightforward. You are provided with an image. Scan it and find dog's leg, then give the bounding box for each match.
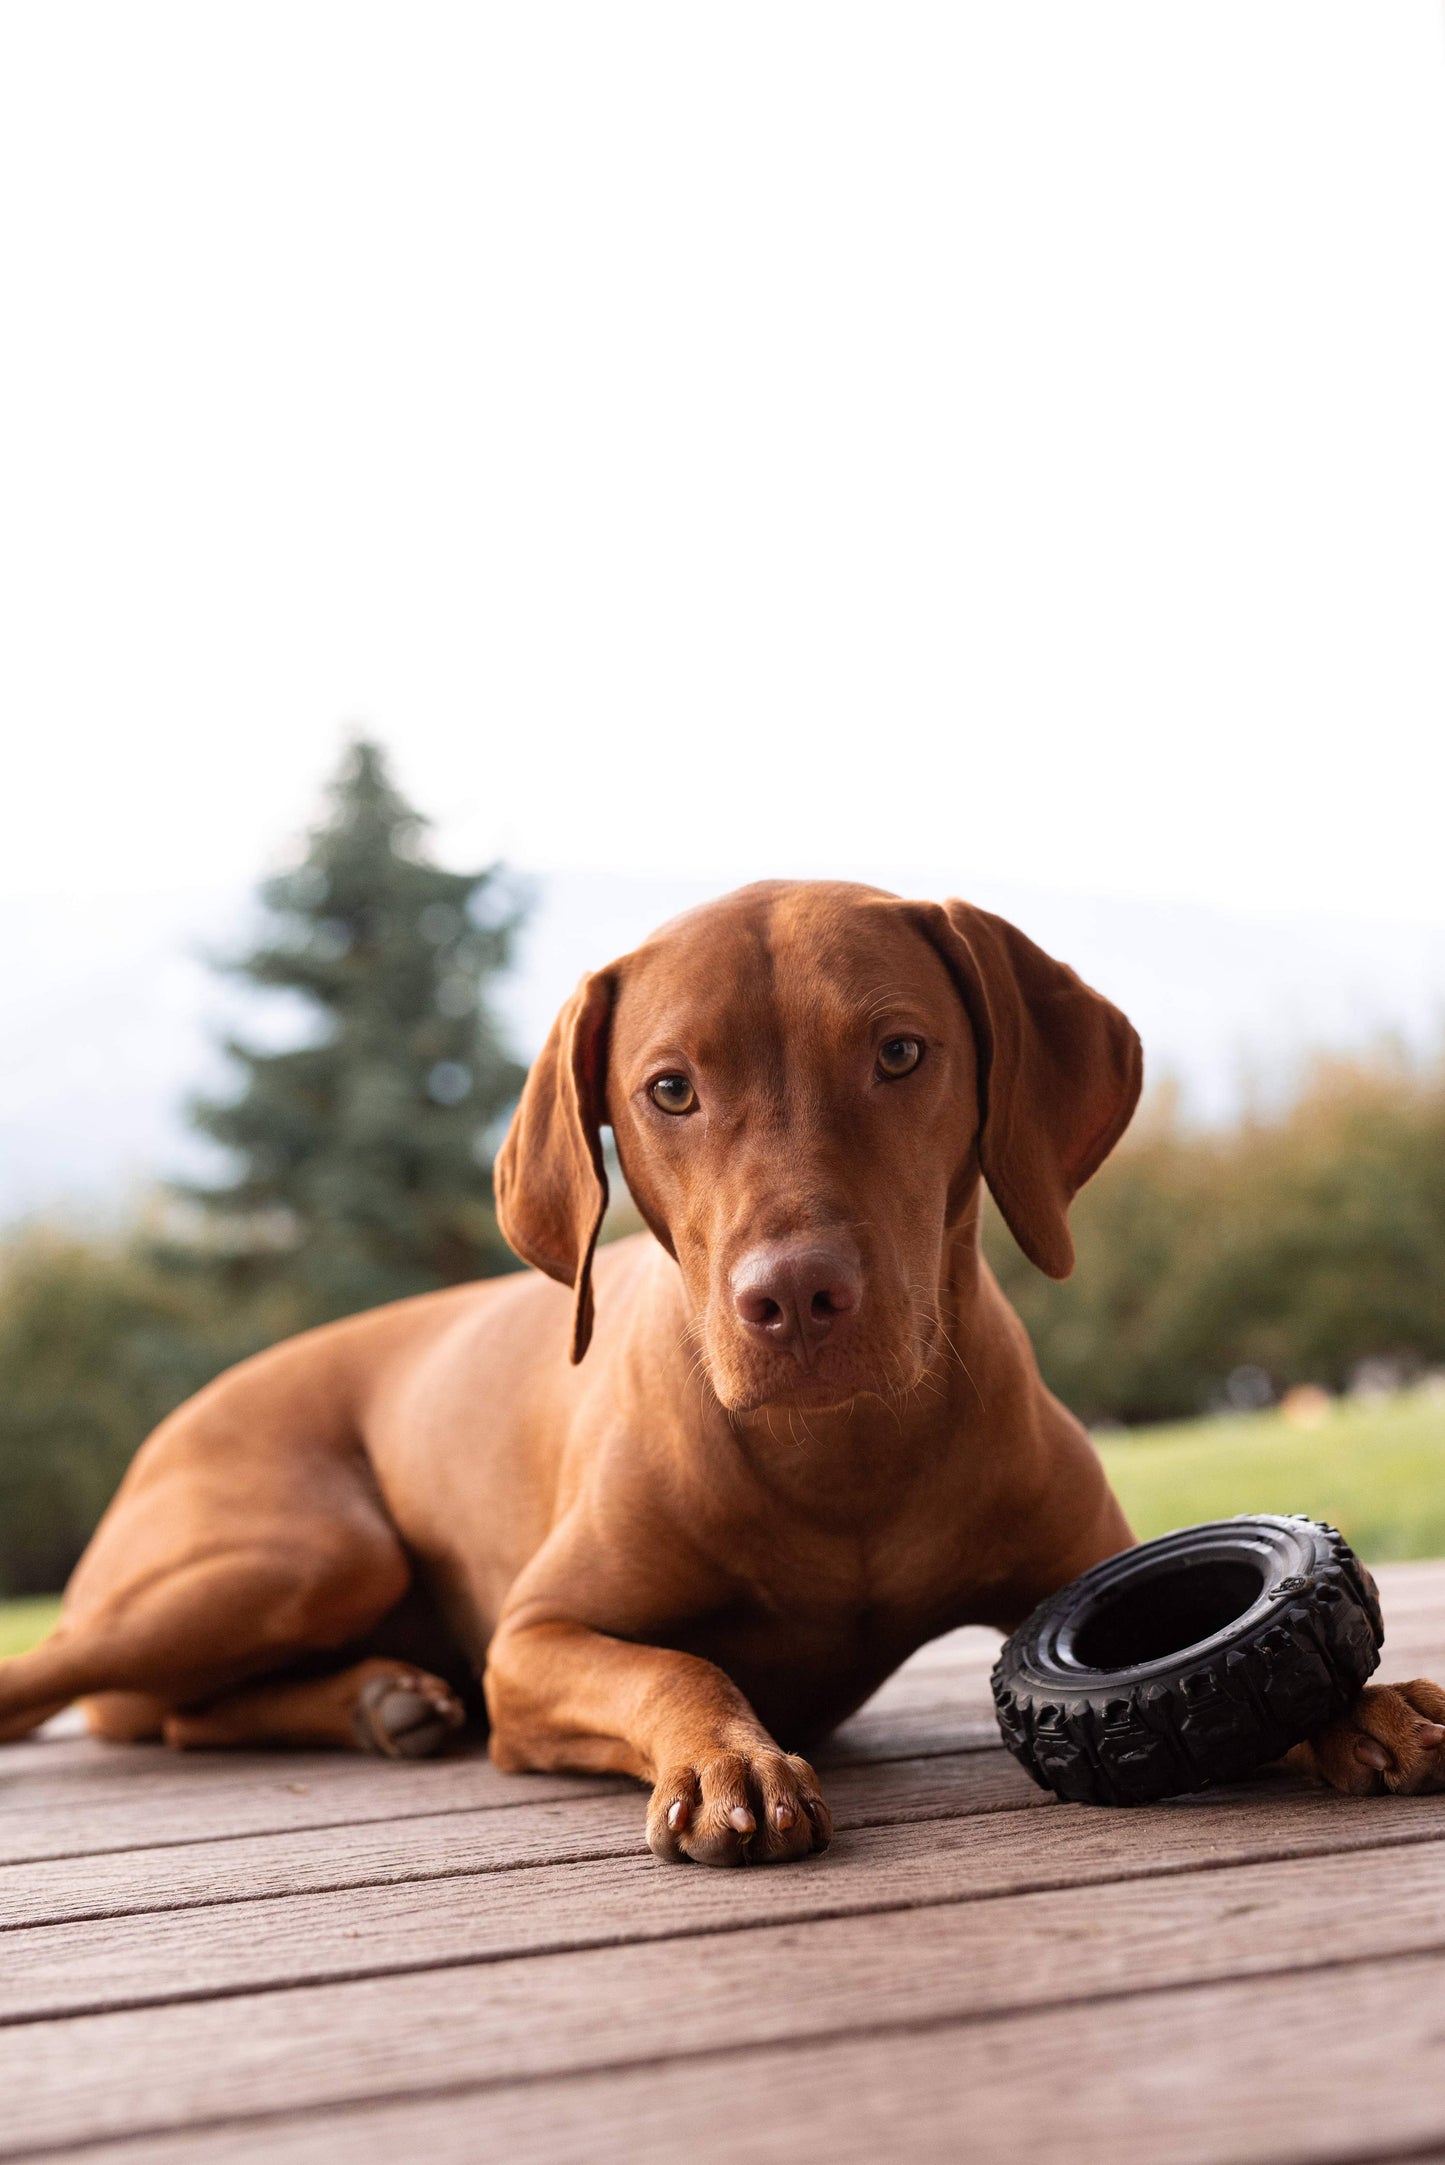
[0,1691,71,1744]
[0,1522,413,1748]
[486,1616,831,1867]
[0,1638,120,1743]
[158,1657,465,1759]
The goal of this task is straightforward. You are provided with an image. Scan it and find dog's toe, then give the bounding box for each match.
[647,1748,830,1866]
[352,1669,466,1760]
[1295,1680,1445,1796]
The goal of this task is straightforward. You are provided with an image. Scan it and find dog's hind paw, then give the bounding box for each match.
[351,1665,466,1760]
[1292,1678,1445,1796]
[647,1746,832,1866]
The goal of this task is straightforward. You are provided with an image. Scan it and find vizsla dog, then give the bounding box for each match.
[4,882,1442,1860]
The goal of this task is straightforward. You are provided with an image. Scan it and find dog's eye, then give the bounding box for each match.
[649,1074,697,1115]
[877,1037,922,1079]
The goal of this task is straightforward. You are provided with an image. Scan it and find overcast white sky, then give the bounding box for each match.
[4,5,1445,1213]
[2,2,1443,927]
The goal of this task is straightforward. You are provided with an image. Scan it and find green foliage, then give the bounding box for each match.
[1099,1388,1445,1566]
[185,739,527,1322]
[0,1596,62,1658]
[984,1054,1445,1424]
[0,1230,286,1596]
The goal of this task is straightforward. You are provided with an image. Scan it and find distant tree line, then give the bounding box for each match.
[2,741,1443,1592]
[984,1054,1445,1425]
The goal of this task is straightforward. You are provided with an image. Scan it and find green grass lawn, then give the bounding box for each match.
[1100,1386,1445,1565]
[1,1391,1442,1661]
[0,1595,62,1660]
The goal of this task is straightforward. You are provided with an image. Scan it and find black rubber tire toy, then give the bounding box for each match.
[991,1516,1384,1807]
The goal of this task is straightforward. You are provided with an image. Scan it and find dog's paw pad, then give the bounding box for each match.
[352,1671,464,1760]
[1302,1679,1445,1796]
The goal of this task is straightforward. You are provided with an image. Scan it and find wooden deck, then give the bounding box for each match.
[7,1564,1445,2164]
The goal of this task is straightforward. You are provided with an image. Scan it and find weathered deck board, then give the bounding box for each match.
[4,1558,1444,2164]
[10,1772,1445,2026]
[8,1840,1445,2156]
[0,1751,1044,1928]
[0,1760,624,1867]
[35,1951,1445,2165]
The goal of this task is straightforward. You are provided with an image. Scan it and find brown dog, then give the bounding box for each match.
[4,881,1442,1861]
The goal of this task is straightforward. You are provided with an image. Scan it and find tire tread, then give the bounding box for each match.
[991,1519,1383,1807]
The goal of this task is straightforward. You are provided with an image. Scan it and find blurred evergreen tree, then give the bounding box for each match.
[183,738,526,1322]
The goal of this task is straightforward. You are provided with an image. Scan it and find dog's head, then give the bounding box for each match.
[495,881,1140,1415]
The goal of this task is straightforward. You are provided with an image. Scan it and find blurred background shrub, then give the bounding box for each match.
[0,1227,294,1595]
[985,1053,1445,1425]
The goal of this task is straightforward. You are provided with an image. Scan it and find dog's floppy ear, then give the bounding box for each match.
[916,899,1143,1279]
[494,969,614,1362]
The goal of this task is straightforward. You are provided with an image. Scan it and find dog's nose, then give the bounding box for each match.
[731,1240,862,1361]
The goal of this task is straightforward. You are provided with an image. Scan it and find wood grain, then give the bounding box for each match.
[0,1754,632,1866]
[0,1751,1044,1928]
[0,1672,1002,1865]
[8,1840,1445,2155]
[33,1949,1445,2165]
[6,1771,1444,2024]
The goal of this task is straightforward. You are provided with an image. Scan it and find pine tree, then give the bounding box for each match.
[185,738,527,1321]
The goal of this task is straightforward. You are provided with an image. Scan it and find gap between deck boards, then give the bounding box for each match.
[6,1773,1445,2026]
[0,1751,1040,1929]
[10,1934,1445,2165]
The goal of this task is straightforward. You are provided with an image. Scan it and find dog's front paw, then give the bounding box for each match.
[647,1747,832,1866]
[1293,1679,1445,1796]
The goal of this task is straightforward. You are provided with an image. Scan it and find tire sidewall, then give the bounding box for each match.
[992,1517,1383,1806]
